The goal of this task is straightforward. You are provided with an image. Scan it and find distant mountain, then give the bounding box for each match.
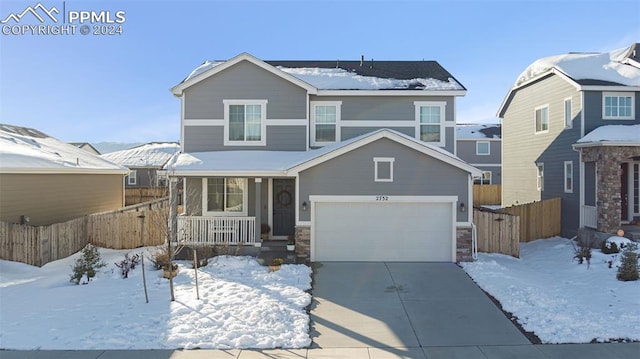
[93,142,142,154]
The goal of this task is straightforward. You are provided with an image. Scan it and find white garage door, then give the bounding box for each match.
[313,199,454,262]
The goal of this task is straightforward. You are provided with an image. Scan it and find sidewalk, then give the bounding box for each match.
[1,343,639,359]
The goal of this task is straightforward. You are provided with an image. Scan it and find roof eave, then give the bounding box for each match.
[0,168,130,175]
[316,89,466,97]
[167,170,289,177]
[573,141,640,149]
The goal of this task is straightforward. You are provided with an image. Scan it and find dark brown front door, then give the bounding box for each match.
[273,179,295,237]
[621,163,629,221]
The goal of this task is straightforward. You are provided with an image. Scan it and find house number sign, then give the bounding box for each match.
[375,196,389,201]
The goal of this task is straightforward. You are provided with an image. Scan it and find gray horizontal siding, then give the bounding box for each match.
[340,127,414,141]
[184,60,307,120]
[299,138,470,223]
[583,91,640,134]
[183,125,306,152]
[456,140,501,165]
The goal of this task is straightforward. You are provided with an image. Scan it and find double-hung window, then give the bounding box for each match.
[535,105,549,133]
[224,100,267,146]
[473,171,492,185]
[127,170,137,185]
[536,163,544,191]
[311,101,341,146]
[415,101,446,146]
[204,178,247,215]
[603,92,634,120]
[564,98,573,128]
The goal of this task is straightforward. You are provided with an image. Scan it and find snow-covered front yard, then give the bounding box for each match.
[462,237,640,344]
[0,247,312,350]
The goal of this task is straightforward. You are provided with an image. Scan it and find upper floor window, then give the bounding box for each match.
[311,101,341,146]
[603,92,634,120]
[476,141,490,155]
[223,100,267,146]
[203,177,247,215]
[415,101,446,146]
[564,98,573,128]
[127,170,137,185]
[535,105,549,133]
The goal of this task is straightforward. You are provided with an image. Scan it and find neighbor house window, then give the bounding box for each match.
[311,101,341,146]
[564,98,573,128]
[536,163,544,191]
[476,141,490,155]
[603,92,634,119]
[535,105,549,133]
[415,101,446,146]
[564,161,573,193]
[374,157,394,182]
[203,178,247,214]
[223,100,267,146]
[127,170,137,185]
[474,171,492,185]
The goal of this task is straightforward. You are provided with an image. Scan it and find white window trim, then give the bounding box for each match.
[414,101,446,147]
[473,171,492,185]
[602,92,635,120]
[564,97,573,129]
[534,104,549,134]
[476,141,490,155]
[537,163,544,191]
[373,157,395,182]
[127,170,137,185]
[564,161,573,193]
[310,101,342,147]
[223,99,268,146]
[202,178,249,216]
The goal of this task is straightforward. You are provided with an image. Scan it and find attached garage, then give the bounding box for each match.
[311,196,456,262]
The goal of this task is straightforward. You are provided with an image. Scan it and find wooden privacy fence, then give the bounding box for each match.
[0,199,168,267]
[473,209,520,257]
[473,197,562,258]
[473,184,501,206]
[125,187,168,206]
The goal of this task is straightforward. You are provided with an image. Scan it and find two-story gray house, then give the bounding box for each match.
[498,44,640,239]
[455,123,501,185]
[167,53,480,263]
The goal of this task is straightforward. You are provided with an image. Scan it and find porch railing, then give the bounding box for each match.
[177,216,256,245]
[582,205,597,229]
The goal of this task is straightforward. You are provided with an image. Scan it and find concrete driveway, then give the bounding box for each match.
[310,262,530,352]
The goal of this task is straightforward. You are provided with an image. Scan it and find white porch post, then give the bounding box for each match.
[255,178,262,244]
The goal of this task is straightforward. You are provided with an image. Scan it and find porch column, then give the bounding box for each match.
[595,157,622,233]
[255,178,262,243]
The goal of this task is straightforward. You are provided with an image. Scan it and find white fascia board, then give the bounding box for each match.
[316,90,466,97]
[309,195,458,203]
[456,138,502,142]
[171,52,318,96]
[0,168,129,175]
[572,141,640,149]
[169,170,289,177]
[580,85,640,91]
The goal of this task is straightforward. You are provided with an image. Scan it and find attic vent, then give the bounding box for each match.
[360,55,364,67]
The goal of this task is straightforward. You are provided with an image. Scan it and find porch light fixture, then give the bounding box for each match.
[459,203,466,212]
[302,201,308,211]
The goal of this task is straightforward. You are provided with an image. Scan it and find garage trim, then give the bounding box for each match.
[309,195,458,262]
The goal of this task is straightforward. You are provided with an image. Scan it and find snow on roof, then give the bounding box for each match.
[0,124,128,173]
[277,67,463,91]
[101,142,181,168]
[516,46,640,87]
[576,124,640,144]
[456,123,501,139]
[183,60,224,82]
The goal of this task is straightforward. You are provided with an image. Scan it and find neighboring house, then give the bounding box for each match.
[70,142,101,155]
[167,52,481,263]
[498,44,640,239]
[455,123,501,185]
[0,124,128,226]
[101,142,181,188]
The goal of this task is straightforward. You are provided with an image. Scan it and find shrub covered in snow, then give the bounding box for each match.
[616,243,639,282]
[601,241,620,254]
[115,252,140,279]
[70,244,106,284]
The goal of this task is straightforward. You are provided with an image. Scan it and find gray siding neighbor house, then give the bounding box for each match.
[455,123,501,185]
[167,53,481,263]
[498,44,640,239]
[0,124,128,226]
[101,142,181,188]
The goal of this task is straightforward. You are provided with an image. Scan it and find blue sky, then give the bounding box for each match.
[1,0,638,143]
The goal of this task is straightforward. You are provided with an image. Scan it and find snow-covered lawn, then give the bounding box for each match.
[0,247,312,350]
[462,237,640,344]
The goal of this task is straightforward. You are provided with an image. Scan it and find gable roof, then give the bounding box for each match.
[456,123,501,140]
[166,129,481,177]
[70,142,101,155]
[0,124,128,174]
[171,52,465,96]
[101,142,181,168]
[498,44,640,117]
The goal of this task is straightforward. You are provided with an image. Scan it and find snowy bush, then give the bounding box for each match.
[616,243,639,282]
[115,253,140,279]
[70,244,106,285]
[572,240,592,266]
[601,241,619,254]
[149,247,171,270]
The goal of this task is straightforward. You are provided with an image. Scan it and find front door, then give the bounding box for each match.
[273,179,295,237]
